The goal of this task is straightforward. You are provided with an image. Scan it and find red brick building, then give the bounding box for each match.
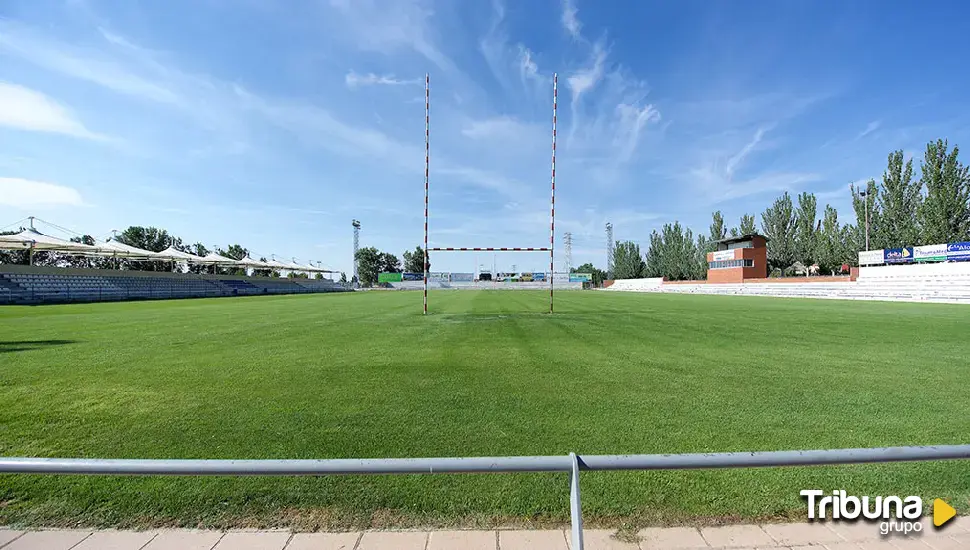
[706,234,768,283]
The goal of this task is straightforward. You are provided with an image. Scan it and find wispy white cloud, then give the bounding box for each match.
[613,102,661,162]
[856,120,880,140]
[518,46,540,82]
[561,0,582,39]
[725,127,768,177]
[0,177,85,207]
[554,6,661,169]
[326,0,455,73]
[0,82,104,140]
[566,41,607,111]
[345,71,421,89]
[461,116,532,140]
[0,20,181,105]
[691,160,821,203]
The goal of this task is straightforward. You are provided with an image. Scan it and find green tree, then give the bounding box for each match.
[739,214,757,235]
[612,241,646,279]
[876,150,921,248]
[850,179,879,253]
[379,252,401,273]
[695,234,709,280]
[354,247,382,286]
[67,235,105,269]
[705,212,724,267]
[219,244,248,260]
[794,192,818,267]
[571,262,606,285]
[402,246,428,273]
[217,244,249,276]
[187,243,210,274]
[115,226,183,272]
[0,229,28,264]
[251,257,276,278]
[919,139,970,244]
[644,230,662,278]
[761,192,797,272]
[339,272,347,283]
[709,211,727,242]
[117,226,180,252]
[816,205,844,274]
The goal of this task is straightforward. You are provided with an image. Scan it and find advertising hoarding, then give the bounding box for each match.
[402,272,422,281]
[710,250,735,262]
[858,249,885,265]
[947,242,970,261]
[451,272,474,282]
[884,247,914,263]
[913,244,947,262]
[377,272,403,283]
[569,273,592,282]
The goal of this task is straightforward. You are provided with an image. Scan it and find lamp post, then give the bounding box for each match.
[857,187,871,251]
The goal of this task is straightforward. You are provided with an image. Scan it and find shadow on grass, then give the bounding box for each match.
[0,340,77,353]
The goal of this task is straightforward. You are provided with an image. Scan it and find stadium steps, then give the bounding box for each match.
[604,276,970,304]
[0,270,351,305]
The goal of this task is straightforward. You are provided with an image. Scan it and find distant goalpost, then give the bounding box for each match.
[422,73,559,315]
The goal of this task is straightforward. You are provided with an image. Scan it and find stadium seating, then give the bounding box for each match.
[219,279,261,296]
[603,263,970,304]
[606,278,664,292]
[0,268,350,305]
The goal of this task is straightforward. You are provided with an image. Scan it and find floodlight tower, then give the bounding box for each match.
[352,219,361,284]
[605,222,614,278]
[563,232,573,273]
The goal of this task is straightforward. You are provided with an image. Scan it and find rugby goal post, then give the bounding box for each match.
[423,73,558,314]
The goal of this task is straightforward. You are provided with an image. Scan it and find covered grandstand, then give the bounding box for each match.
[0,218,348,304]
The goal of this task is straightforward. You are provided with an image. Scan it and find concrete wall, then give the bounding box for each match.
[859,261,970,279]
[389,281,583,290]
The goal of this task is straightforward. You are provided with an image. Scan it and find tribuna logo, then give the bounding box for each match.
[801,490,924,535]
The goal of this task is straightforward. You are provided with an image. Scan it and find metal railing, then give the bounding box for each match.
[3,444,970,550]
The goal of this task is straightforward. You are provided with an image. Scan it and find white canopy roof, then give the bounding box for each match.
[95,239,164,260]
[236,256,271,268]
[198,252,240,265]
[262,258,291,270]
[159,246,201,262]
[0,229,102,254]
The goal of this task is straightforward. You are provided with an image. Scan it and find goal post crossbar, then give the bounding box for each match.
[423,73,558,314]
[428,247,550,252]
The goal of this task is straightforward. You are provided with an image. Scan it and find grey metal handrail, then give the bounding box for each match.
[3,444,970,550]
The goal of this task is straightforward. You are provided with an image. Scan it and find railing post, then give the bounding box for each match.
[569,452,584,550]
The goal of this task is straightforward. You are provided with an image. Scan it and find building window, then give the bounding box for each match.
[725,240,753,250]
[708,259,754,269]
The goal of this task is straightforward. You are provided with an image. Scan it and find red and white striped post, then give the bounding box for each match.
[423,74,430,315]
[421,73,558,315]
[549,73,557,314]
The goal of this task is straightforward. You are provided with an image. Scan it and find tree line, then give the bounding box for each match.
[609,138,970,281]
[0,225,346,281]
[354,246,428,286]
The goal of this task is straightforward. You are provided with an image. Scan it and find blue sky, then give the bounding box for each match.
[2,0,970,275]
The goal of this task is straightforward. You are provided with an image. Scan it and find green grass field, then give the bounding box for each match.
[1,290,969,530]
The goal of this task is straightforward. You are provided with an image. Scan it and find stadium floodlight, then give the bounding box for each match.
[423,73,559,314]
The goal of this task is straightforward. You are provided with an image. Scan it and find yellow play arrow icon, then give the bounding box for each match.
[933,498,956,527]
